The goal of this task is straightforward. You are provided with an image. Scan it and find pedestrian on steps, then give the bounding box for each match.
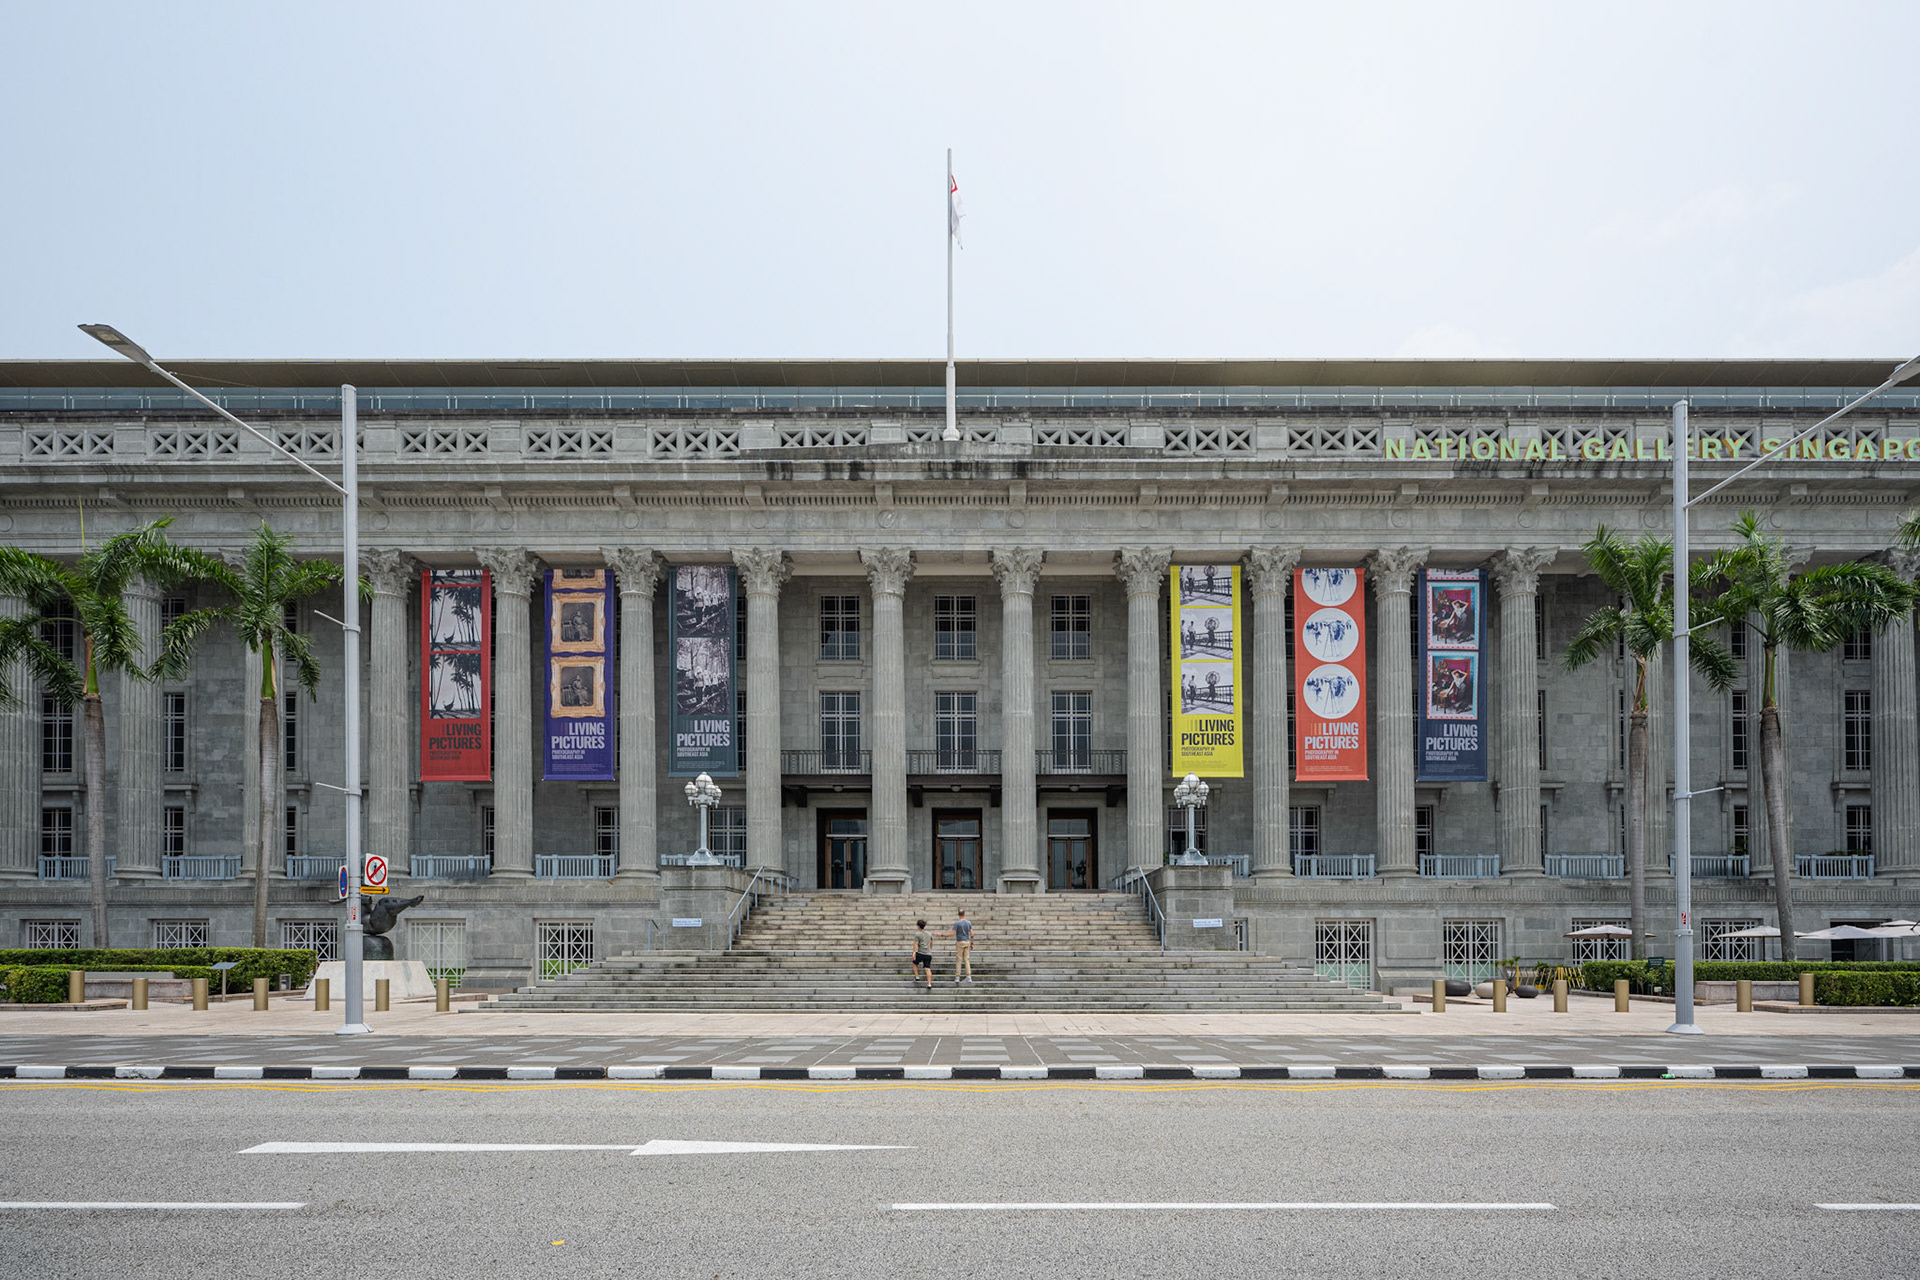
[912,918,934,991]
[945,909,974,984]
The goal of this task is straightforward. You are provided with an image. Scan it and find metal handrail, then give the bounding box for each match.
[906,748,1002,774]
[782,749,872,774]
[1111,868,1166,951]
[1035,749,1127,774]
[726,866,796,952]
[161,854,241,881]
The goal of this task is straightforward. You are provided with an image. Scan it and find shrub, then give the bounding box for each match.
[1814,971,1920,1006]
[0,948,317,989]
[1,966,76,1003]
[1577,959,1920,993]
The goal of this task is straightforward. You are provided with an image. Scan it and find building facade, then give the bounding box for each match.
[2,357,1917,989]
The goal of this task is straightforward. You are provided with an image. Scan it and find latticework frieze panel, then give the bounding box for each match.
[148,427,241,460]
[1281,421,1374,457]
[904,423,998,443]
[523,424,615,458]
[1035,423,1128,447]
[1168,423,1257,455]
[775,424,870,449]
[271,426,340,459]
[647,425,741,458]
[399,426,489,457]
[22,428,114,460]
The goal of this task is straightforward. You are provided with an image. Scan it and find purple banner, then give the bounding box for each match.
[1417,568,1487,782]
[543,569,615,781]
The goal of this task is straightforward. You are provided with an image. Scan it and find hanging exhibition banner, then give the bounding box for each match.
[420,568,491,782]
[1294,567,1368,781]
[1170,564,1244,778]
[543,569,616,781]
[668,564,739,777]
[1418,568,1488,781]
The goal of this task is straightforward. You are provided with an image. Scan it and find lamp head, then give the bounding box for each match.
[684,780,697,799]
[1892,353,1920,386]
[78,324,154,365]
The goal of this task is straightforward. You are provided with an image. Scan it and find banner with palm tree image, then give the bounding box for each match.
[421,568,491,781]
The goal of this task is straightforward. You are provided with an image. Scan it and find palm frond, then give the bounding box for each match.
[149,605,234,682]
[1563,605,1624,671]
[0,616,81,709]
[279,630,324,698]
[1896,508,1920,551]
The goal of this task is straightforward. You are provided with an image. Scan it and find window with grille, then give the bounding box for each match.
[40,601,77,664]
[1617,689,1627,770]
[284,806,299,859]
[41,807,73,857]
[164,692,187,772]
[283,601,300,633]
[1728,620,1747,661]
[1165,804,1208,859]
[735,594,748,661]
[24,920,79,949]
[283,690,299,772]
[481,806,495,863]
[1414,805,1435,861]
[1731,690,1749,771]
[1288,806,1320,858]
[1050,595,1091,660]
[1539,804,1550,856]
[1287,683,1296,757]
[595,806,618,861]
[1844,691,1871,771]
[152,919,208,949]
[820,692,862,768]
[41,695,73,773]
[410,919,468,988]
[280,920,340,962]
[736,684,747,761]
[1846,804,1872,855]
[1614,598,1626,660]
[819,596,861,660]
[1442,920,1502,983]
[1842,627,1871,662]
[1534,593,1546,662]
[1315,920,1373,991]
[1732,804,1749,857]
[1537,690,1547,771]
[933,691,978,770]
[161,595,187,632]
[1702,919,1761,962]
[1570,918,1629,962]
[934,596,977,660]
[710,806,747,862]
[1617,806,1627,857]
[538,921,594,980]
[164,806,186,860]
[1050,691,1092,769]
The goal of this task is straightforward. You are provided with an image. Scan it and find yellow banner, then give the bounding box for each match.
[1170,564,1244,778]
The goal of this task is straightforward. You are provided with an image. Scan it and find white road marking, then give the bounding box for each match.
[631,1140,905,1156]
[892,1201,1555,1212]
[0,1201,305,1210]
[1818,1203,1920,1211]
[244,1140,906,1156]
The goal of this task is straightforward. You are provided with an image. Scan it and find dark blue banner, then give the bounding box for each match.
[668,565,739,777]
[1417,568,1487,782]
[543,569,616,781]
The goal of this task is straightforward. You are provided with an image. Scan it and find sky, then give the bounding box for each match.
[6,2,1919,363]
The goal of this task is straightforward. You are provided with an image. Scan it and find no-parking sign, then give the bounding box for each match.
[363,853,389,895]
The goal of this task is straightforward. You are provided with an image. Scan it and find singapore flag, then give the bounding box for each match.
[948,171,965,249]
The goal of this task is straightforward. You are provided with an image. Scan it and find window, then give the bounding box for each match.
[1844,690,1871,771]
[933,691,978,770]
[1703,919,1761,963]
[41,695,73,773]
[1288,806,1321,859]
[736,684,748,762]
[1617,689,1627,770]
[1050,691,1092,769]
[164,692,187,772]
[1539,804,1550,856]
[820,692,862,769]
[819,596,860,660]
[1414,805,1435,861]
[1166,803,1208,859]
[410,919,468,988]
[164,806,186,861]
[1617,806,1627,857]
[1315,920,1373,991]
[710,806,746,863]
[1732,804,1749,858]
[538,921,594,979]
[1050,595,1091,660]
[1614,598,1626,660]
[1442,920,1502,983]
[283,601,300,633]
[280,920,340,962]
[1570,918,1629,963]
[1533,593,1546,662]
[40,600,77,664]
[481,806,496,863]
[1286,684,1296,759]
[735,594,748,661]
[24,920,79,949]
[1537,690,1548,772]
[1728,620,1747,661]
[1846,804,1872,855]
[161,595,187,632]
[152,919,208,949]
[934,595,977,660]
[283,690,299,772]
[284,806,299,860]
[41,807,73,857]
[1731,691,1749,771]
[595,806,618,861]
[1843,627,1871,662]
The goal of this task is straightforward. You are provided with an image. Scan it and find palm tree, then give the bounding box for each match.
[0,518,227,945]
[1564,527,1734,960]
[1698,513,1919,960]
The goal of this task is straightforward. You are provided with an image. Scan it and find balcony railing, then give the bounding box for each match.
[783,749,871,775]
[1669,853,1749,878]
[1545,853,1624,880]
[411,854,492,880]
[285,854,342,881]
[1036,749,1127,774]
[39,855,114,881]
[1419,853,1501,879]
[1293,853,1375,878]
[660,851,745,868]
[536,853,616,879]
[162,854,241,881]
[1192,853,1251,877]
[1797,853,1874,880]
[907,748,1002,775]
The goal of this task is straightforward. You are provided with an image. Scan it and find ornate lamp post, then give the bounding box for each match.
[1173,772,1210,866]
[684,772,723,866]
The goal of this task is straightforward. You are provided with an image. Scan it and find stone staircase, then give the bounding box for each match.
[481,891,1404,1013]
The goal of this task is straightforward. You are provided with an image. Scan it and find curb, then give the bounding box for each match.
[2,1062,1916,1083]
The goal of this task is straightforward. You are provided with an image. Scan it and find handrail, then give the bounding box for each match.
[726,866,796,951]
[1110,868,1166,952]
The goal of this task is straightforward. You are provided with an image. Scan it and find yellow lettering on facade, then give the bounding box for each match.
[1472,436,1497,460]
[1385,439,1407,459]
[1725,437,1746,459]
[1411,438,1431,460]
[1581,438,1605,461]
[1857,439,1878,461]
[1525,439,1545,460]
[1499,438,1522,460]
[1634,439,1652,460]
[1829,438,1850,460]
[1907,440,1920,461]
[1438,437,1453,460]
[1701,438,1723,461]
[1608,439,1631,461]
[1763,439,1782,456]
[1885,439,1903,461]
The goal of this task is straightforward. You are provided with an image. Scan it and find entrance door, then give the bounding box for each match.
[934,810,983,890]
[817,809,868,889]
[1046,810,1097,890]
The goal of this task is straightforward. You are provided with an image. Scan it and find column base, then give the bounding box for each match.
[1503,868,1546,878]
[488,868,533,880]
[1378,866,1419,879]
[863,872,912,894]
[997,873,1042,895]
[1251,866,1295,881]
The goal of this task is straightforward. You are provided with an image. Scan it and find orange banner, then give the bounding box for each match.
[1294,567,1368,781]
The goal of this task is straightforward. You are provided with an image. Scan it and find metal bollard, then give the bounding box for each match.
[192,977,209,1011]
[1799,973,1815,1007]
[67,970,85,1004]
[435,978,450,1013]
[1736,979,1753,1012]
[314,977,330,1012]
[1614,978,1630,1012]
[375,977,390,1013]
[252,977,270,1011]
[1431,979,1447,1013]
[131,977,148,1011]
[1552,978,1568,1013]
[1491,979,1507,1012]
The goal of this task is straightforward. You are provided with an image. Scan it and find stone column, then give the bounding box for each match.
[1116,548,1171,872]
[1492,547,1554,876]
[361,551,416,875]
[732,548,789,875]
[115,576,164,876]
[240,638,274,880]
[1873,551,1920,875]
[1369,548,1425,877]
[604,549,665,882]
[992,548,1044,892]
[1244,548,1300,878]
[0,593,37,878]
[477,549,541,877]
[1644,645,1671,878]
[861,548,914,891]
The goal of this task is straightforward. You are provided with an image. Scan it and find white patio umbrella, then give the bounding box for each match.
[1564,924,1634,939]
[1716,925,1781,938]
[1797,925,1884,940]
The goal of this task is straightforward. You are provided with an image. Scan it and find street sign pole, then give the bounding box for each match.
[338,386,370,1034]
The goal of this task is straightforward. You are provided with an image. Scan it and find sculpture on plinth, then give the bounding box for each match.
[360,893,424,960]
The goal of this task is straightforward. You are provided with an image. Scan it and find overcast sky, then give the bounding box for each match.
[6,3,1917,363]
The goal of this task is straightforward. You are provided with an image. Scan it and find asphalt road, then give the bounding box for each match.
[4,1078,1917,1279]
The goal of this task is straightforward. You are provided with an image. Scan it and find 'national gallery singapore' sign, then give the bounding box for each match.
[1382,432,1920,463]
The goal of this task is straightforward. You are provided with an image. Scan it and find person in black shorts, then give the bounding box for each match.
[912,918,934,991]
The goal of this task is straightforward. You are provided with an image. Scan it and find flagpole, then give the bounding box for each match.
[944,147,959,443]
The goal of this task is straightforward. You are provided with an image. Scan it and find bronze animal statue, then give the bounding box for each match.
[360,893,425,960]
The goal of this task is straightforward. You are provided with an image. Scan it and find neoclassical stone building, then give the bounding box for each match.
[2,357,1916,989]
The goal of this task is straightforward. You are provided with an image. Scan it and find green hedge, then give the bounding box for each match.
[1578,960,1920,994]
[0,948,318,989]
[1814,972,1920,1006]
[0,966,75,1003]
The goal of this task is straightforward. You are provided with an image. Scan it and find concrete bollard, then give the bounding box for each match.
[435,978,450,1013]
[131,977,148,1011]
[1614,978,1630,1012]
[375,977,390,1013]
[314,977,330,1012]
[1431,979,1446,1012]
[1799,973,1815,1007]
[192,977,209,1011]
[67,970,85,1004]
[1552,978,1568,1012]
[252,977,270,1011]
[1491,979,1507,1013]
[1737,979,1753,1012]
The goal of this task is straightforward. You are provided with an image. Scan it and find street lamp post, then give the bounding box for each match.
[1173,772,1210,866]
[1668,353,1920,1034]
[685,772,723,865]
[78,325,371,1035]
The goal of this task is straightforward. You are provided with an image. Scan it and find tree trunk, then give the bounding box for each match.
[83,692,109,948]
[1627,709,1648,961]
[255,694,278,948]
[1759,702,1797,960]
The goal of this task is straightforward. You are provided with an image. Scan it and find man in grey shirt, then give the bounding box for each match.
[946,910,974,984]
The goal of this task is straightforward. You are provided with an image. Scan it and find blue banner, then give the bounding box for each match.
[1417,568,1487,782]
[668,565,739,777]
[543,569,616,781]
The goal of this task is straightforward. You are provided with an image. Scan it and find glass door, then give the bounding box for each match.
[1046,810,1096,890]
[934,810,982,890]
[817,809,868,889]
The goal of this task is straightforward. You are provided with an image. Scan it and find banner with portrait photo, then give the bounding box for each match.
[1418,568,1487,782]
[669,564,739,777]
[1169,563,1243,777]
[543,568,616,781]
[1294,567,1368,781]
[420,568,491,782]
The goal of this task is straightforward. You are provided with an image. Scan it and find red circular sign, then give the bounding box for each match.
[364,854,388,887]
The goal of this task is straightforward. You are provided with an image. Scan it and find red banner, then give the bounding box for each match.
[420,569,492,781]
[1294,567,1368,781]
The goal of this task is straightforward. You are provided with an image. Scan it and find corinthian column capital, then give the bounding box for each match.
[1367,547,1426,596]
[476,548,542,597]
[1880,548,1920,582]
[603,547,666,598]
[1490,545,1556,597]
[360,549,417,597]
[991,548,1045,598]
[1243,547,1302,598]
[1114,547,1171,598]
[861,547,915,597]
[732,547,792,597]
